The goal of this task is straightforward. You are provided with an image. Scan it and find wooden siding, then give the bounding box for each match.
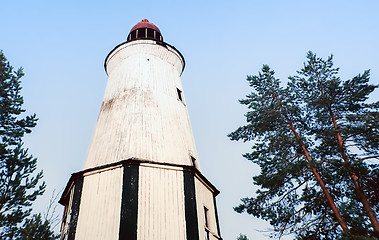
[194,178,221,240]
[60,184,75,240]
[137,163,186,239]
[84,40,198,170]
[60,37,222,239]
[75,167,123,240]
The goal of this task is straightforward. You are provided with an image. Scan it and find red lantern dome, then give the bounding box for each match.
[127,19,163,42]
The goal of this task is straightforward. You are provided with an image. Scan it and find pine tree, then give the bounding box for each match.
[229,53,379,239]
[229,65,347,239]
[0,51,57,239]
[289,52,379,237]
[18,213,59,240]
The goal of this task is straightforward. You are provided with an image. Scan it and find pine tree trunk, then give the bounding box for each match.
[328,107,379,235]
[285,115,349,232]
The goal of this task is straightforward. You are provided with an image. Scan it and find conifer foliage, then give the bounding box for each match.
[229,52,379,239]
[0,51,57,239]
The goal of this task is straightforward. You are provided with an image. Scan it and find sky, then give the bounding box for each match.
[1,1,379,239]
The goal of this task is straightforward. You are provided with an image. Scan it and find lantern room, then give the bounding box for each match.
[127,19,163,42]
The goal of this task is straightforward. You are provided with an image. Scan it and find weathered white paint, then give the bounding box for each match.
[84,40,198,170]
[61,34,221,239]
[137,163,186,239]
[75,167,123,240]
[195,177,221,240]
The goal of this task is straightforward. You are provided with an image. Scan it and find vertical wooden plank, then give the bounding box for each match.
[213,196,221,237]
[119,165,139,240]
[178,171,186,239]
[183,171,199,240]
[159,168,164,239]
[167,169,174,239]
[194,177,222,240]
[68,176,83,240]
[137,166,145,240]
[74,168,123,239]
[137,165,186,239]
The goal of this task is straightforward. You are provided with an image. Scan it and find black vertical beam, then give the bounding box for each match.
[213,196,222,237]
[68,176,84,240]
[184,171,199,240]
[119,164,139,240]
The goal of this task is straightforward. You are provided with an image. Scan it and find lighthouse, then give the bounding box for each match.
[59,19,222,240]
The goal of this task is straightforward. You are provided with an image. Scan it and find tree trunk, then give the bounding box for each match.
[286,116,349,232]
[328,107,379,235]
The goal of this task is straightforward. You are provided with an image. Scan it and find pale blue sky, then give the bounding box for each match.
[1,1,379,239]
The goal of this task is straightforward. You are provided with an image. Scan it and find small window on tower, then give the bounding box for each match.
[177,88,183,102]
[204,206,210,240]
[191,156,197,167]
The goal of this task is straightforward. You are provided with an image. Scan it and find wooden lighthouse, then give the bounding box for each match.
[59,19,222,240]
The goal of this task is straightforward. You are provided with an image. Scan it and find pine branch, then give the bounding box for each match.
[268,179,308,208]
[358,155,379,162]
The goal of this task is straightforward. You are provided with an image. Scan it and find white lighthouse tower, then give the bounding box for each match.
[59,19,222,240]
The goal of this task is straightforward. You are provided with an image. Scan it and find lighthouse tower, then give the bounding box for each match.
[59,19,222,240]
